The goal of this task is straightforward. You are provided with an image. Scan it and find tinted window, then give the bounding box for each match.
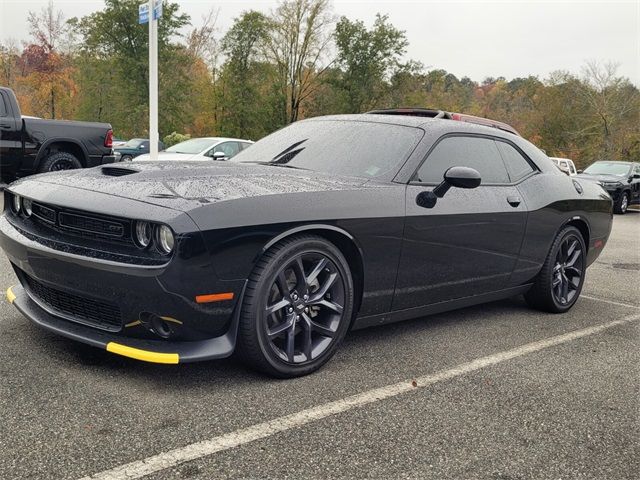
[414,136,509,184]
[0,94,6,116]
[231,120,423,178]
[496,141,535,182]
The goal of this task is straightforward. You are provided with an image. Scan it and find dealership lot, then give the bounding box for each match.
[0,199,638,479]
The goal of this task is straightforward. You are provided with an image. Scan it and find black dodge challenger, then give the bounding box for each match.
[1,113,612,377]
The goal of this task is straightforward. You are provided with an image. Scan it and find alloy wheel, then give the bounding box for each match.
[621,194,628,213]
[263,252,346,364]
[552,234,584,306]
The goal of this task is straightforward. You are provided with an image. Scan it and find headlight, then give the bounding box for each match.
[156,225,175,255]
[134,221,152,248]
[602,182,622,188]
[11,194,21,214]
[22,198,33,217]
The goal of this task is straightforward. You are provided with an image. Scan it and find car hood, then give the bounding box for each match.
[16,161,372,212]
[575,173,625,184]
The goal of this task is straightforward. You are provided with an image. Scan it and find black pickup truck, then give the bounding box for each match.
[0,86,115,182]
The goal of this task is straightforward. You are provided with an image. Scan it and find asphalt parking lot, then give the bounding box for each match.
[0,199,638,480]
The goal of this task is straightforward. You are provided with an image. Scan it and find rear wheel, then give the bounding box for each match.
[120,155,133,162]
[614,192,629,214]
[525,226,586,313]
[38,151,82,173]
[237,235,354,378]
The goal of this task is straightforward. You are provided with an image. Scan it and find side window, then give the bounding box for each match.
[215,141,241,158]
[495,140,535,182]
[414,136,510,184]
[241,142,253,150]
[140,141,150,149]
[0,94,7,117]
[633,164,640,175]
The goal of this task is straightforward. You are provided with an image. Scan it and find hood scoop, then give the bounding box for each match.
[102,166,140,177]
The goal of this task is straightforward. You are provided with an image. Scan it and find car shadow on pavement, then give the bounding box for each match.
[22,295,534,388]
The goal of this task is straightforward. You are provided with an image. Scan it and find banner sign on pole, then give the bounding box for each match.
[153,1,162,20]
[138,3,149,24]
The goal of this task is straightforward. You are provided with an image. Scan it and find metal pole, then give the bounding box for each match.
[149,0,158,161]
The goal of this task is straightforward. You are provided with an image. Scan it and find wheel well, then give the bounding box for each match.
[40,142,86,166]
[286,229,365,320]
[566,219,590,249]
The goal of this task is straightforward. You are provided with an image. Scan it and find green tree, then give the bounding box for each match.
[217,11,278,139]
[69,0,191,137]
[333,14,408,113]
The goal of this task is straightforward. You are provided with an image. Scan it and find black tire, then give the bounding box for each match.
[38,151,82,173]
[524,226,586,313]
[120,155,133,162]
[237,234,354,378]
[614,191,629,214]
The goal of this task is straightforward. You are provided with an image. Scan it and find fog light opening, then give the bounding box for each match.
[139,312,174,339]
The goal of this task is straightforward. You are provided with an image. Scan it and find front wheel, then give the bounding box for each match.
[524,226,586,313]
[237,235,354,378]
[614,192,629,214]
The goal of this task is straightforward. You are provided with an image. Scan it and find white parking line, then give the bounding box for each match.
[80,312,640,480]
[582,294,640,310]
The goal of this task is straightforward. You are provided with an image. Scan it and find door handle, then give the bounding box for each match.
[507,196,521,207]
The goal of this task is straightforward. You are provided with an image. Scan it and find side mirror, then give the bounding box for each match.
[139,144,146,149]
[416,166,481,209]
[632,173,640,179]
[212,151,227,161]
[577,169,583,174]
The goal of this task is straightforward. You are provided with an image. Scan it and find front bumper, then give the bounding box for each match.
[6,284,242,363]
[0,211,247,363]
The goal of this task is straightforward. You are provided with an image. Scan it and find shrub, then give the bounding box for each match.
[163,132,191,147]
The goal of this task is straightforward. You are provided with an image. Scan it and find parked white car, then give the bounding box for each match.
[135,137,253,162]
[550,157,577,176]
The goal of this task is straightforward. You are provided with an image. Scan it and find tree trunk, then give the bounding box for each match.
[51,86,55,119]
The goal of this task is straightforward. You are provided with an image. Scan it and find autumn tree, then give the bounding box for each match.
[24,0,75,119]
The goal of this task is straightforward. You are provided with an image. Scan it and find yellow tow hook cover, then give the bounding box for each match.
[106,342,179,364]
[6,286,16,304]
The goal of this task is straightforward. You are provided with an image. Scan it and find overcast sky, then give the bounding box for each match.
[1,0,638,84]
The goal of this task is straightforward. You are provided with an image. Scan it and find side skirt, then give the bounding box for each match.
[352,284,533,330]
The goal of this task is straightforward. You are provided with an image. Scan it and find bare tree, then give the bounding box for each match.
[186,8,221,74]
[264,0,335,124]
[577,60,638,155]
[27,0,65,54]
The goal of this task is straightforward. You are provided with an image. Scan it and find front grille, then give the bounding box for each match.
[59,212,124,238]
[32,203,56,224]
[29,201,130,244]
[24,274,122,331]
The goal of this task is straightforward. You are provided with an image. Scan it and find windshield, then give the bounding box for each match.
[583,162,631,176]
[166,138,218,154]
[230,119,423,178]
[123,139,145,148]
